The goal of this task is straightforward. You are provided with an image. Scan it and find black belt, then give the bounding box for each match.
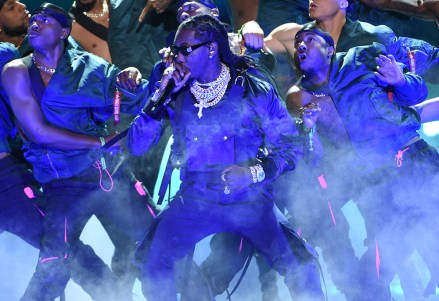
[399,138,429,153]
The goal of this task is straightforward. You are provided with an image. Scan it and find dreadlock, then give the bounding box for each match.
[178,14,255,79]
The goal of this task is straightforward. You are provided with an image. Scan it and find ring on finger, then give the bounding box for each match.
[224,186,230,194]
[165,67,175,77]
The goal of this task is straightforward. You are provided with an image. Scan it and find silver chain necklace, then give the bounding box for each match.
[300,76,328,97]
[190,63,231,118]
[31,53,56,75]
[83,0,108,19]
[302,88,327,98]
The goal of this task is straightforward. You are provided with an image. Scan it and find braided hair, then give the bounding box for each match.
[178,14,255,79]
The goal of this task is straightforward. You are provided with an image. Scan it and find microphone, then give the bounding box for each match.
[144,78,176,115]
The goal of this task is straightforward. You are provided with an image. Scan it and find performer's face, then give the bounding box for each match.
[294,31,333,74]
[0,0,29,37]
[28,14,69,49]
[173,29,213,80]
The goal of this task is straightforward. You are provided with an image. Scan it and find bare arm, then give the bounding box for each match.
[287,86,321,127]
[360,0,439,21]
[240,20,266,51]
[1,59,103,150]
[264,23,303,60]
[414,96,439,122]
[286,85,308,117]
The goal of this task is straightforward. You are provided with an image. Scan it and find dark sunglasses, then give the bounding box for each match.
[170,41,212,56]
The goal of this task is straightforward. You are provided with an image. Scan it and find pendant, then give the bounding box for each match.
[194,103,204,118]
[224,186,230,194]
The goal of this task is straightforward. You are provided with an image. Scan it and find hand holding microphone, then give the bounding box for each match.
[102,65,190,151]
[144,64,191,115]
[161,63,191,92]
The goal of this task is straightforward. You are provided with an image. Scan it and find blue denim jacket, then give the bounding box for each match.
[299,43,427,169]
[128,71,303,184]
[337,19,439,97]
[23,46,149,182]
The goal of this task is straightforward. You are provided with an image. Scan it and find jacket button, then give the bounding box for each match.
[224,136,228,140]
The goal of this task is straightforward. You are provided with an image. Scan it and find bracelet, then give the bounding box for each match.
[99,136,106,146]
[301,120,317,133]
[254,164,265,182]
[249,166,258,183]
[249,164,265,183]
[150,87,161,103]
[307,126,316,151]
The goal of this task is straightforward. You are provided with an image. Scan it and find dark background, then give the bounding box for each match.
[21,1,232,26]
[22,0,72,11]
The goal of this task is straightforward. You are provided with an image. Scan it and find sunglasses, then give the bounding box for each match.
[170,41,212,56]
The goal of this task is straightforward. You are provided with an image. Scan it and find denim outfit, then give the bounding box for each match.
[0,42,144,301]
[128,71,324,301]
[18,45,156,300]
[0,43,41,245]
[299,43,439,301]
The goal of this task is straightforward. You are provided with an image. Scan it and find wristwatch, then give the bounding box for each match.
[255,164,265,182]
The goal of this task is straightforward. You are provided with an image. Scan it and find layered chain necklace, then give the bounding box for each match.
[31,53,56,75]
[190,63,231,118]
[300,75,328,98]
[83,0,109,19]
[301,87,327,98]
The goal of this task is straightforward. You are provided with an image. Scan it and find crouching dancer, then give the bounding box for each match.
[128,14,324,301]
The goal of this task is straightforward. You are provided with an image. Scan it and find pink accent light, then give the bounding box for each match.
[327,201,337,226]
[395,147,410,168]
[146,204,157,219]
[375,240,380,279]
[24,186,35,199]
[64,217,68,242]
[317,175,328,189]
[135,181,146,196]
[34,204,45,217]
[40,256,59,263]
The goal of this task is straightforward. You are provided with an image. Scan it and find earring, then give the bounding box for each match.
[209,51,214,59]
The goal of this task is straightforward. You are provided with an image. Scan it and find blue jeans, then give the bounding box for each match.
[0,155,135,300]
[21,158,155,301]
[137,184,324,301]
[354,139,439,300]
